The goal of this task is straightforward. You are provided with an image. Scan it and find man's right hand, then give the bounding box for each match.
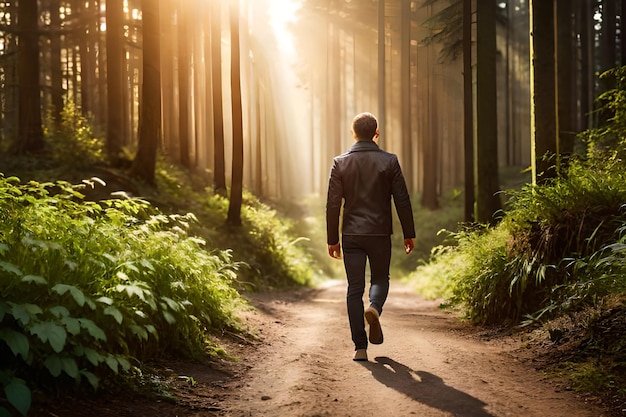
[404,238,415,255]
[328,242,341,259]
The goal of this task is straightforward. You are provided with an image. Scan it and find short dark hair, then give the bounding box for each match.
[352,112,378,141]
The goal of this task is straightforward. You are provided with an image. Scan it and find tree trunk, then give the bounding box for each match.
[596,0,617,126]
[328,23,341,158]
[599,0,616,75]
[160,0,176,157]
[421,4,439,211]
[76,0,92,116]
[178,0,191,168]
[579,0,594,131]
[97,0,107,133]
[400,0,412,192]
[475,0,501,223]
[377,0,386,147]
[130,0,161,184]
[463,0,474,222]
[227,0,244,227]
[50,0,63,128]
[557,0,575,160]
[16,0,44,154]
[106,0,125,163]
[421,71,439,210]
[530,0,557,184]
[211,0,227,193]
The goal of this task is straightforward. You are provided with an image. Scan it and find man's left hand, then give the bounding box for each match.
[328,243,341,259]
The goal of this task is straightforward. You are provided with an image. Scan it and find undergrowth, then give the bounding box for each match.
[410,65,626,412]
[154,165,316,291]
[0,168,319,416]
[0,175,247,416]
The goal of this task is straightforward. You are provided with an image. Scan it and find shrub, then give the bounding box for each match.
[45,101,106,169]
[0,175,244,416]
[420,159,626,325]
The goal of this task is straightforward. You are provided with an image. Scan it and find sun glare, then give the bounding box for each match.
[267,0,301,56]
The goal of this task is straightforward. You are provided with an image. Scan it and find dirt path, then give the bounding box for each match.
[221,279,609,417]
[31,279,611,417]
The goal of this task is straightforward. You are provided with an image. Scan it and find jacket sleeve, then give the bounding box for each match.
[390,156,416,239]
[326,159,343,245]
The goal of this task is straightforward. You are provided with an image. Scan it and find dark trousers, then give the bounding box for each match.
[342,234,392,350]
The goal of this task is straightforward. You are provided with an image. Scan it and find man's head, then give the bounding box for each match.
[351,112,379,141]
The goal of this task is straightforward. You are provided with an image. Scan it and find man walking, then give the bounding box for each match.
[326,112,416,362]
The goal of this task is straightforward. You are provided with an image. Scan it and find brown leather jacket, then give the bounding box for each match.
[326,140,416,245]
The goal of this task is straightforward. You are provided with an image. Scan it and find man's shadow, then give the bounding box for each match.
[360,356,494,417]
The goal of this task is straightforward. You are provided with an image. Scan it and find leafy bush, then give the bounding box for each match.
[153,164,316,291]
[201,191,315,290]
[0,175,243,416]
[580,66,626,160]
[414,158,626,325]
[45,101,106,169]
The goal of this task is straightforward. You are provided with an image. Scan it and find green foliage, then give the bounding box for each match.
[415,159,626,325]
[580,66,626,161]
[0,372,30,417]
[420,0,463,63]
[551,302,626,398]
[152,164,317,291]
[200,191,315,290]
[45,101,106,169]
[0,175,244,415]
[394,190,464,275]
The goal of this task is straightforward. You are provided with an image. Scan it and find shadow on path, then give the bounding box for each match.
[360,356,495,417]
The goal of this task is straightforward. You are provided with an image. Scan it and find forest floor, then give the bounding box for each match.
[30,279,619,417]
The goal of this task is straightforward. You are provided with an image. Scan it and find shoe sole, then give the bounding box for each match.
[365,308,383,344]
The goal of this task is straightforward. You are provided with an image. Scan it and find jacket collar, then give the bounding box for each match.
[348,140,380,153]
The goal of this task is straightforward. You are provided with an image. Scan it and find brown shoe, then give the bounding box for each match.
[353,349,368,361]
[365,306,383,344]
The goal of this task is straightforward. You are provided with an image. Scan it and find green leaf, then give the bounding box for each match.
[116,283,146,301]
[116,271,130,281]
[10,303,43,326]
[51,284,86,307]
[78,318,107,342]
[49,306,70,318]
[61,357,79,379]
[162,311,176,325]
[84,297,96,310]
[21,275,47,285]
[160,296,181,312]
[103,306,123,324]
[0,406,12,417]
[44,354,62,377]
[0,261,22,277]
[83,347,104,366]
[80,370,99,390]
[117,357,131,372]
[139,259,155,271]
[104,355,119,374]
[0,302,6,322]
[0,328,29,359]
[29,322,67,353]
[96,296,114,305]
[129,324,148,341]
[144,324,157,337]
[61,317,81,335]
[4,379,31,416]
